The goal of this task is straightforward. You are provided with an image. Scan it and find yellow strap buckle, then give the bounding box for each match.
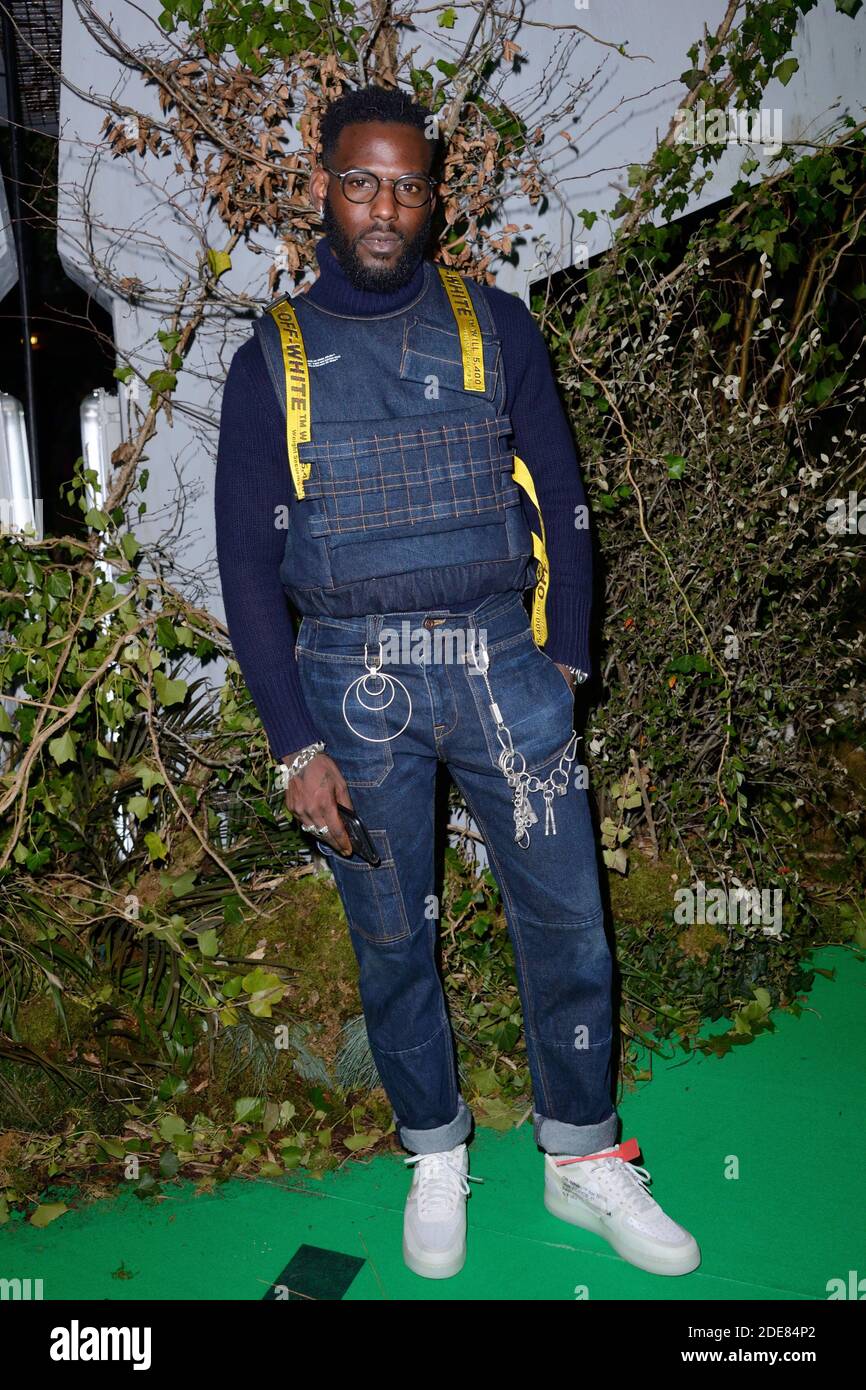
[512,454,549,646]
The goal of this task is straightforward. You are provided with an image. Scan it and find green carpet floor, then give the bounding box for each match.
[2,945,863,1300]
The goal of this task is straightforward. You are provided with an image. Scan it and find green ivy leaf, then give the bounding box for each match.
[235,1097,263,1125]
[170,869,197,898]
[679,68,704,90]
[48,730,77,765]
[611,193,635,220]
[156,617,179,650]
[474,1095,516,1131]
[96,1138,127,1160]
[29,1202,68,1228]
[468,1066,499,1096]
[144,831,168,862]
[603,847,628,874]
[134,765,166,792]
[158,1113,187,1142]
[121,532,140,563]
[829,165,852,194]
[207,248,232,278]
[667,653,711,674]
[344,1130,383,1151]
[133,1173,159,1199]
[774,58,799,86]
[159,1149,180,1178]
[807,373,844,404]
[153,671,188,707]
[146,369,177,395]
[247,982,285,1018]
[197,928,218,957]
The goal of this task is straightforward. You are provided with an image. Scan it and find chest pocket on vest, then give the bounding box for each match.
[299,412,521,542]
[399,315,500,403]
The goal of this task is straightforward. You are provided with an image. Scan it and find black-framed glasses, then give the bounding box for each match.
[322,164,435,207]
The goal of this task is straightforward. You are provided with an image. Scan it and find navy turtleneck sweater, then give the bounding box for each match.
[215,236,593,761]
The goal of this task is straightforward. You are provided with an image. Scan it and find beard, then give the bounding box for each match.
[321,195,432,292]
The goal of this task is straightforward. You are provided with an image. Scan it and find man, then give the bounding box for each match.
[215,85,699,1282]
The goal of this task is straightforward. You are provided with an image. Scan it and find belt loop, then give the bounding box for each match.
[467,613,488,673]
[365,612,384,671]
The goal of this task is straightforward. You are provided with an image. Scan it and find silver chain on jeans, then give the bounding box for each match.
[467,632,579,849]
[294,622,579,848]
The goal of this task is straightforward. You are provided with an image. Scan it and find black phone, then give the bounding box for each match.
[335,803,381,865]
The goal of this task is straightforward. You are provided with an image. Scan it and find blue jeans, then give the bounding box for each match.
[295,589,619,1157]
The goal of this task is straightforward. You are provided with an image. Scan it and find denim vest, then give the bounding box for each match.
[252,259,536,618]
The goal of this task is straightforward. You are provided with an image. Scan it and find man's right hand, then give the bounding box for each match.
[283,752,354,856]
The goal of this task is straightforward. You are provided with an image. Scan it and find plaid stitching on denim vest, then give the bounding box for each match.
[301,416,518,538]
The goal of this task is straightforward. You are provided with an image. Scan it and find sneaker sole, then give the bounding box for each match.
[402,1230,466,1280]
[544,1185,701,1277]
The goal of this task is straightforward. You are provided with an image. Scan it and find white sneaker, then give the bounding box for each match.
[543,1137,701,1276]
[402,1143,483,1279]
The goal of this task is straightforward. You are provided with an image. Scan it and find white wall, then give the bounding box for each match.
[0,173,18,302]
[491,0,866,295]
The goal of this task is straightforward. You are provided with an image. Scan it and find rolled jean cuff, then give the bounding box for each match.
[533,1108,619,1156]
[396,1095,473,1155]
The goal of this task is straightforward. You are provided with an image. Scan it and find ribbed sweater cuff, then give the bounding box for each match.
[540,589,593,677]
[247,663,328,762]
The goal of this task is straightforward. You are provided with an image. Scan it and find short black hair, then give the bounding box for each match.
[319,85,441,176]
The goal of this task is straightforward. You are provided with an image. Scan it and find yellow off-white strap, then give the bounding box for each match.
[437,265,485,392]
[439,269,547,639]
[268,300,312,500]
[437,273,547,642]
[512,454,549,646]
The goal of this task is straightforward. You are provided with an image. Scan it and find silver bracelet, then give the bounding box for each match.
[563,665,589,683]
[279,740,325,784]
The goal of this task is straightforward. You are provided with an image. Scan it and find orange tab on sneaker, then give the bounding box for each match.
[553,1137,641,1166]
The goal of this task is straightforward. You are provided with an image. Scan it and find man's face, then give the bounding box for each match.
[310,121,437,292]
